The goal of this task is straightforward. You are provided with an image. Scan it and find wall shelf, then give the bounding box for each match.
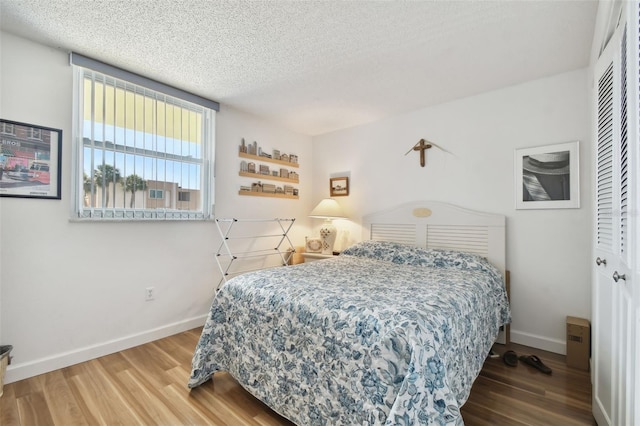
[239,151,299,168]
[238,147,299,200]
[238,191,299,199]
[239,171,299,184]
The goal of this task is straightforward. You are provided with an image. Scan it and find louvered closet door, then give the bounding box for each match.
[593,39,617,426]
[592,7,638,425]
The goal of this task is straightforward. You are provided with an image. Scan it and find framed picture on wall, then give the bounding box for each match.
[330,177,349,196]
[0,119,62,200]
[514,141,579,209]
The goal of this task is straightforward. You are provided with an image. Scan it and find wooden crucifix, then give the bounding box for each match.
[406,138,432,167]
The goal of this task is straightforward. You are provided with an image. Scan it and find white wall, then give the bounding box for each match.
[312,69,592,354]
[0,32,313,383]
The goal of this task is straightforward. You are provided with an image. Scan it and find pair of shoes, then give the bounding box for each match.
[519,354,552,375]
[502,350,518,367]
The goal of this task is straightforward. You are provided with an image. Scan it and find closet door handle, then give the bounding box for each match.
[596,257,607,266]
[612,271,626,282]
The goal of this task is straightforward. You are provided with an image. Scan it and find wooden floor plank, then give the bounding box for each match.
[67,360,143,425]
[1,383,22,426]
[2,329,595,425]
[15,391,55,426]
[116,368,184,424]
[161,382,228,425]
[40,369,89,426]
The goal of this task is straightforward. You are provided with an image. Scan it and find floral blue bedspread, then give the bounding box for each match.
[188,241,511,425]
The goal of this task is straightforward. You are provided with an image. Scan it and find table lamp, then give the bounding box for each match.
[309,198,346,255]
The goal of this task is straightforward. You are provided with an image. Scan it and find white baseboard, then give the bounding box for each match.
[510,328,566,355]
[4,315,207,384]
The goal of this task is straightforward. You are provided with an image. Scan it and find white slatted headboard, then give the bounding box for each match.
[362,201,506,276]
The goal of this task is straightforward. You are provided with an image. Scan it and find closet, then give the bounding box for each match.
[592,2,638,424]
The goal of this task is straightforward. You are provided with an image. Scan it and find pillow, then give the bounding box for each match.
[340,240,405,262]
[341,240,434,266]
[423,249,497,274]
[341,240,498,273]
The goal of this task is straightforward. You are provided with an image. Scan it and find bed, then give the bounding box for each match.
[188,201,511,425]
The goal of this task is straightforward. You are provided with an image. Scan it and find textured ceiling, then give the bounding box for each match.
[0,0,598,136]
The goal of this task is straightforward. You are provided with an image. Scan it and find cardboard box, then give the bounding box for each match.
[566,316,590,371]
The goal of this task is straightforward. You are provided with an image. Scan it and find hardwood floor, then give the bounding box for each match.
[461,342,595,425]
[1,329,595,425]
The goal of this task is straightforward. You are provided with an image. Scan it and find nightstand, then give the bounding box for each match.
[301,253,336,263]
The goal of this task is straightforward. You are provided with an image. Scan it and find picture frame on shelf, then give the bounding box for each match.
[0,119,62,200]
[514,141,579,209]
[305,236,323,253]
[330,177,349,197]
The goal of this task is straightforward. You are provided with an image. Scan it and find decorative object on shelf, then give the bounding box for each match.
[239,167,297,182]
[262,183,276,193]
[310,198,346,255]
[284,185,294,196]
[239,138,298,165]
[404,138,453,167]
[514,141,579,209]
[305,236,323,253]
[239,139,259,156]
[330,177,349,196]
[241,180,298,199]
[0,119,62,200]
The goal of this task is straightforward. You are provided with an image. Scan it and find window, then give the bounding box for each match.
[1,123,15,135]
[28,128,42,140]
[71,53,217,220]
[178,191,190,202]
[149,189,164,199]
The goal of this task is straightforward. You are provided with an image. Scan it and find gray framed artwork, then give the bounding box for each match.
[514,141,579,209]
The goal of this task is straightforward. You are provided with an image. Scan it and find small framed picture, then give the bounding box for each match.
[0,119,62,200]
[330,177,349,197]
[514,141,579,209]
[305,236,323,253]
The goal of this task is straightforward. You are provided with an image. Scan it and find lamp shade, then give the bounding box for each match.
[309,198,346,219]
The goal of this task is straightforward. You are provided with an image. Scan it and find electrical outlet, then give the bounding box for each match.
[145,287,155,301]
